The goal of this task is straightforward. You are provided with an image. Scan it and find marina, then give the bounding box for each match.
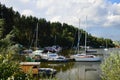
[0,1,120,80]
[19,48,120,80]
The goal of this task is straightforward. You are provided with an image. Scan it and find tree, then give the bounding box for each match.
[101,52,120,80]
[0,19,5,39]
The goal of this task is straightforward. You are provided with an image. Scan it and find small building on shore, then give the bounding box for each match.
[20,62,40,74]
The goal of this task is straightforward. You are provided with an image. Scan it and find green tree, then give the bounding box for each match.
[101,52,120,80]
[0,19,5,39]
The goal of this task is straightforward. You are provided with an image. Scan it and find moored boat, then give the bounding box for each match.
[71,53,101,62]
[48,55,68,62]
[70,18,101,62]
[38,68,57,77]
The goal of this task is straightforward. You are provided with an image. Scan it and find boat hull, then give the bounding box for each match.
[47,59,68,62]
[74,57,101,62]
[86,50,97,53]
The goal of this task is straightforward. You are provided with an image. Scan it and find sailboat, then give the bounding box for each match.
[104,39,108,51]
[85,29,97,53]
[29,23,43,58]
[70,18,101,62]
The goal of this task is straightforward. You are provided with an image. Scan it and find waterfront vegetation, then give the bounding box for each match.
[0,51,26,80]
[0,49,41,80]
[101,51,120,80]
[0,52,58,80]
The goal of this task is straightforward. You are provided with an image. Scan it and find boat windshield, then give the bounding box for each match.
[49,54,58,57]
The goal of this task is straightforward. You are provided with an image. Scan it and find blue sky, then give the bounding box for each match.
[109,0,120,3]
[0,0,120,41]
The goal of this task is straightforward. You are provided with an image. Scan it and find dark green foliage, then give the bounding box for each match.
[0,19,5,38]
[0,52,27,80]
[0,60,25,80]
[0,3,115,49]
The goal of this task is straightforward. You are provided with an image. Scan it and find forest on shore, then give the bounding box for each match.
[0,3,115,50]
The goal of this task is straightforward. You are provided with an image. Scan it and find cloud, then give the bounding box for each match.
[51,16,61,22]
[45,6,55,15]
[35,0,120,40]
[21,9,34,16]
[0,0,10,4]
[36,0,54,9]
[104,14,120,27]
[20,0,30,3]
[35,0,120,29]
[1,0,120,29]
[35,0,96,26]
[13,7,19,11]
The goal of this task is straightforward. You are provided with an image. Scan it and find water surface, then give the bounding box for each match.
[40,48,120,80]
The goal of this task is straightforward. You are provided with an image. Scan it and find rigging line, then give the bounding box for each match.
[85,16,87,53]
[77,19,81,54]
[29,23,38,49]
[74,19,83,54]
[71,28,77,48]
[35,23,38,49]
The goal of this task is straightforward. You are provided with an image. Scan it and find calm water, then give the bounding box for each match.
[40,48,120,80]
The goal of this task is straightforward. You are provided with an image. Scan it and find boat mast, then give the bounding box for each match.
[35,23,38,49]
[77,19,80,54]
[54,35,56,45]
[85,16,87,53]
[105,39,107,48]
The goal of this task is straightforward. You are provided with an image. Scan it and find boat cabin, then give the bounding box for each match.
[20,62,40,74]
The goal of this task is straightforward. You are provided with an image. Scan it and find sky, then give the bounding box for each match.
[0,0,120,41]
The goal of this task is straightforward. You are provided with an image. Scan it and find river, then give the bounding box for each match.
[40,48,120,80]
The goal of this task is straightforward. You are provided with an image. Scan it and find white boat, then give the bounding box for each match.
[29,22,43,57]
[104,39,108,51]
[104,48,108,51]
[33,50,43,55]
[86,49,97,53]
[71,53,101,62]
[40,51,67,62]
[51,55,68,62]
[71,18,101,62]
[29,49,43,58]
[47,52,58,61]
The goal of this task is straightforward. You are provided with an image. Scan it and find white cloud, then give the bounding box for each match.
[20,0,30,3]
[104,14,120,27]
[51,16,61,22]
[1,0,120,29]
[45,0,120,29]
[0,0,9,3]
[21,9,34,16]
[112,3,120,15]
[12,7,19,11]
[36,0,54,9]
[46,7,55,15]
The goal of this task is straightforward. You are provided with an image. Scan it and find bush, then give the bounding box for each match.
[0,53,27,80]
[101,52,120,80]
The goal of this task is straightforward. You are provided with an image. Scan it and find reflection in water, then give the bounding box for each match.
[40,48,120,80]
[40,62,74,72]
[56,62,101,80]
